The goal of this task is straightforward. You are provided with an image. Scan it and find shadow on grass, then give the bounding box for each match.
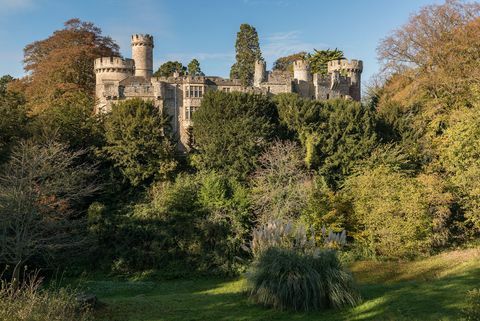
[92,268,479,321]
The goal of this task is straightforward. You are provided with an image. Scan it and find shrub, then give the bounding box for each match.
[246,247,360,311]
[0,271,92,321]
[463,288,480,321]
[344,164,453,258]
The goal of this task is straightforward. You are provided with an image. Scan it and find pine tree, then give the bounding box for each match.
[187,59,203,76]
[230,24,262,86]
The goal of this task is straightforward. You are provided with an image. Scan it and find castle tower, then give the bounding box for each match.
[131,34,154,80]
[94,57,135,112]
[254,59,266,87]
[293,59,311,82]
[327,59,363,101]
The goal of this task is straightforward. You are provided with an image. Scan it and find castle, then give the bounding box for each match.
[94,34,363,152]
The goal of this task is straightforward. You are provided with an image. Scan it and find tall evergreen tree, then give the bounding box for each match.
[187,59,203,76]
[230,24,262,86]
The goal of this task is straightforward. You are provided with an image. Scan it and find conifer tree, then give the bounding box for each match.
[230,24,262,86]
[187,59,203,76]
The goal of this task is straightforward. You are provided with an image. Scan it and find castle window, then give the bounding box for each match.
[223,87,230,93]
[185,86,189,98]
[190,87,194,98]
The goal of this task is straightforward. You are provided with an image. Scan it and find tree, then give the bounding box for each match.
[0,86,28,162]
[272,52,307,73]
[377,0,480,106]
[275,94,378,189]
[344,164,453,258]
[187,59,203,76]
[102,99,177,186]
[0,140,98,276]
[439,105,480,233]
[0,75,14,96]
[230,24,262,86]
[251,141,310,223]
[192,91,278,180]
[32,92,103,153]
[153,61,186,77]
[10,18,119,114]
[309,49,344,75]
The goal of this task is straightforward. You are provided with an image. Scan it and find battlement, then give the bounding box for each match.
[131,34,154,47]
[94,57,135,72]
[293,59,310,70]
[327,59,363,73]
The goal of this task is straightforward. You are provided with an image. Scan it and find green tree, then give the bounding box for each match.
[230,24,262,86]
[344,164,453,258]
[272,52,307,73]
[153,61,187,77]
[0,86,28,162]
[276,94,378,188]
[32,92,103,153]
[192,91,278,180]
[102,99,177,186]
[309,49,344,75]
[0,75,14,96]
[439,105,480,232]
[187,59,203,76]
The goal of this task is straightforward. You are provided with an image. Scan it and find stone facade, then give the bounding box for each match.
[94,34,363,152]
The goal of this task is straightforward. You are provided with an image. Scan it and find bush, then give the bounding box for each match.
[0,272,92,321]
[344,164,453,258]
[463,288,480,321]
[246,247,360,311]
[108,171,253,275]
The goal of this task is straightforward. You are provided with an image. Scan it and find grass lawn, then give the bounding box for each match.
[81,248,479,321]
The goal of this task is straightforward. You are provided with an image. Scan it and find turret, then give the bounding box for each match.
[293,59,311,82]
[94,56,135,101]
[131,34,154,80]
[327,59,363,101]
[254,59,266,87]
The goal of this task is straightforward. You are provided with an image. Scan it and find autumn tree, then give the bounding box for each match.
[187,59,203,76]
[230,24,262,86]
[153,61,187,77]
[377,0,480,106]
[11,19,119,113]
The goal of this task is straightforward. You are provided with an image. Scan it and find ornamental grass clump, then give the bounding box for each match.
[246,220,360,311]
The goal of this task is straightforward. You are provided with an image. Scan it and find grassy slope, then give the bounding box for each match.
[88,248,479,321]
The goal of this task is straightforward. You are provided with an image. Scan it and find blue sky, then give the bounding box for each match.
[0,0,444,83]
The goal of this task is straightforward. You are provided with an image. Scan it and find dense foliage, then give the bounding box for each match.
[192,91,279,180]
[102,99,177,186]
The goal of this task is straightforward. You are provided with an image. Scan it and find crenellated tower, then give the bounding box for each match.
[293,59,311,82]
[327,59,363,101]
[94,57,135,112]
[131,34,154,80]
